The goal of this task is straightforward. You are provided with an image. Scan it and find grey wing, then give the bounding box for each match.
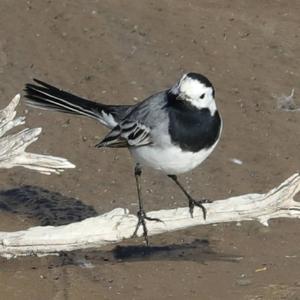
[95,90,168,148]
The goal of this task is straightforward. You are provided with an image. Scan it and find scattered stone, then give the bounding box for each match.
[236,278,252,286]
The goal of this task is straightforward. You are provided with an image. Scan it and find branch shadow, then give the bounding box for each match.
[59,239,242,266]
[0,185,98,226]
[0,239,242,274]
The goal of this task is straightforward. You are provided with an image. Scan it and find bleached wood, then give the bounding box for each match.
[1,173,300,258]
[0,94,75,174]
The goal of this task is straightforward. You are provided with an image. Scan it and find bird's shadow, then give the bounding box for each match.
[0,185,98,226]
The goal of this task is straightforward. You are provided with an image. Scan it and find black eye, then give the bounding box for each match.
[200,93,205,99]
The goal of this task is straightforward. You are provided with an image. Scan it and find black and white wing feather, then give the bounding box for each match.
[96,121,152,148]
[96,91,169,148]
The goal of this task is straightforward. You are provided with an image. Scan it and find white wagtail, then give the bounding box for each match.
[24,72,222,244]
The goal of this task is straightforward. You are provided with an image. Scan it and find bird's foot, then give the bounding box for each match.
[189,198,212,219]
[131,210,163,245]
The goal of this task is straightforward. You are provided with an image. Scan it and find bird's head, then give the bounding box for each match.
[170,72,216,114]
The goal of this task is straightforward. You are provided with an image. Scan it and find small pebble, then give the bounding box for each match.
[236,278,252,286]
[230,158,243,165]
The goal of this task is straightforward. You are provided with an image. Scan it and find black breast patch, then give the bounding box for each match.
[168,100,221,153]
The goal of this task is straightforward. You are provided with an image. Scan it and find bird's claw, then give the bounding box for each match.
[132,210,163,245]
[189,198,212,219]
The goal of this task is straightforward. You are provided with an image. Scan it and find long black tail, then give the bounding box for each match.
[24,79,132,128]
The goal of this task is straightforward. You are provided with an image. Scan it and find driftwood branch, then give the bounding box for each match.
[1,173,300,258]
[0,94,75,174]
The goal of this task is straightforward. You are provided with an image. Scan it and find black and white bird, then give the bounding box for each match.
[24,72,222,244]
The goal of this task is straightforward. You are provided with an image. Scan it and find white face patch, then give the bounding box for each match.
[172,74,217,115]
[179,76,206,99]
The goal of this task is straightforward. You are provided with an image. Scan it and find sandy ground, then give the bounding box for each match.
[0,0,300,299]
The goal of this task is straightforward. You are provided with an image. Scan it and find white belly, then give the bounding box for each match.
[130,142,218,175]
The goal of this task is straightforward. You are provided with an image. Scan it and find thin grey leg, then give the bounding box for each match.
[168,175,211,219]
[132,164,162,245]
